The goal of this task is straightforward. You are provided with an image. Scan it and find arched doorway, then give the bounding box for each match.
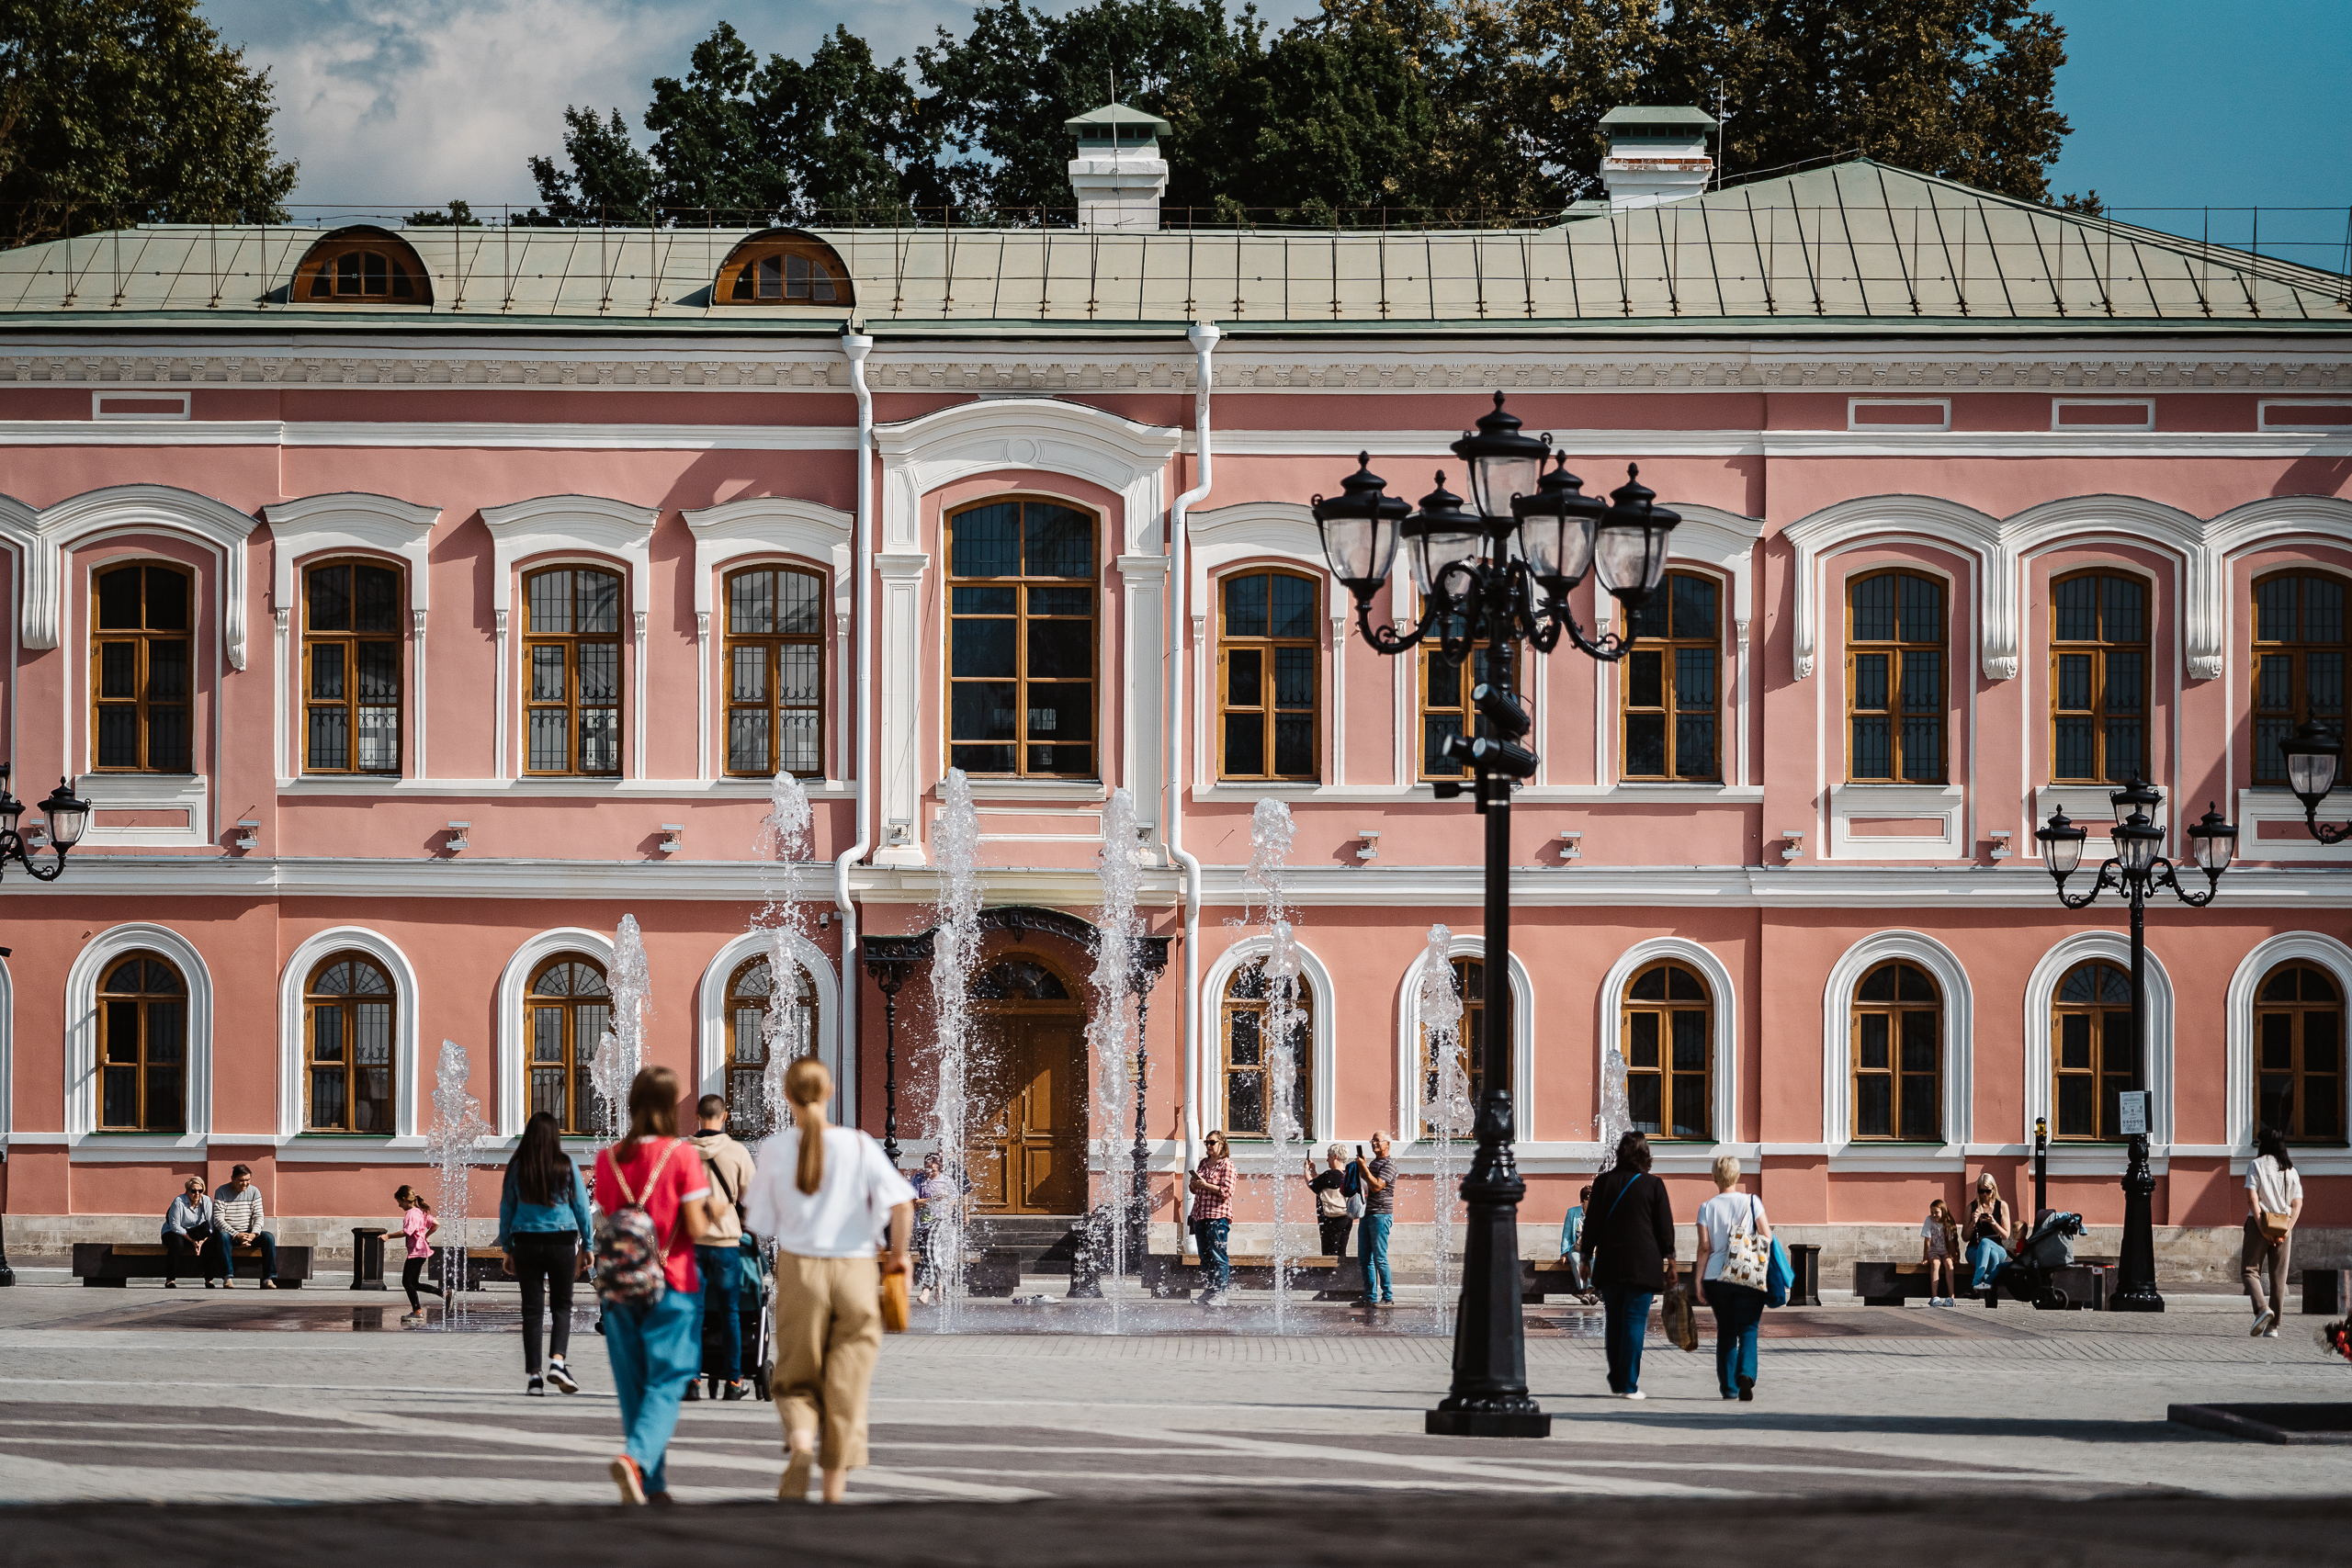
[968,953,1086,1215]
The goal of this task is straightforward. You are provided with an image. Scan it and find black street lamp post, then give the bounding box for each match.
[2033,780,2235,1313]
[1314,393,1679,1438]
[2278,721,2352,844]
[0,766,93,1287]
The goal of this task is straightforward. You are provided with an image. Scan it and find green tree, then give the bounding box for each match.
[404,200,483,227]
[526,107,658,223]
[0,0,296,248]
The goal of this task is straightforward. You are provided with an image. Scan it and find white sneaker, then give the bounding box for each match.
[2252,1309,2278,1337]
[1622,1390,1645,1401]
[2263,1328,2280,1339]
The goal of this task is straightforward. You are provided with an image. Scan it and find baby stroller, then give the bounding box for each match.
[1987,1211,2083,1310]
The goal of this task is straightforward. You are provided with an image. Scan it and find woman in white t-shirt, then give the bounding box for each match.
[2244,1125,2304,1338]
[1691,1154,1771,1403]
[745,1058,914,1504]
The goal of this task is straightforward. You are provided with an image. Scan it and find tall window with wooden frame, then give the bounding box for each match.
[1850,960,1941,1141]
[2052,960,2134,1139]
[96,953,187,1133]
[1847,570,1945,783]
[1419,955,1511,1134]
[524,567,623,776]
[1622,959,1710,1141]
[1622,570,1722,782]
[1220,964,1311,1141]
[92,562,192,773]
[1217,570,1318,782]
[304,561,403,774]
[304,954,394,1134]
[1419,636,1514,781]
[946,498,1097,778]
[723,566,825,777]
[526,957,612,1135]
[2252,570,2346,784]
[2050,570,2148,784]
[724,955,815,1139]
[2255,962,2343,1144]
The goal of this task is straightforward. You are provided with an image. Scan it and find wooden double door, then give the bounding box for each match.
[967,998,1086,1215]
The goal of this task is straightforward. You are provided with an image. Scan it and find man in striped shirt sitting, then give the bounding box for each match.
[211,1165,280,1289]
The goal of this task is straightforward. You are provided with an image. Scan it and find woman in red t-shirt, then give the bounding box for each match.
[594,1066,714,1506]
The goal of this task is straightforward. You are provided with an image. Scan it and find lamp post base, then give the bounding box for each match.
[2112,1133,2165,1313]
[1425,1401,1552,1438]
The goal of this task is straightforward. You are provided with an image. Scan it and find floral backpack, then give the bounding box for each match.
[594,1139,681,1307]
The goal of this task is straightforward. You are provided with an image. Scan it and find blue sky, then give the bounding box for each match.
[206,0,2352,261]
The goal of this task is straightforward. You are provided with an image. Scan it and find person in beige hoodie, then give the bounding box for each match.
[686,1094,760,1400]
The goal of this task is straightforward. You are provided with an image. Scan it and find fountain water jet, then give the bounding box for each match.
[927,770,984,1329]
[1240,797,1303,1328]
[591,916,650,1142]
[1086,787,1144,1321]
[424,1038,490,1322]
[755,771,817,1133]
[1594,1038,1634,1179]
[1416,925,1468,1333]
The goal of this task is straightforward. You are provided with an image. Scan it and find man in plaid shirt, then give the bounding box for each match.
[1188,1131,1236,1305]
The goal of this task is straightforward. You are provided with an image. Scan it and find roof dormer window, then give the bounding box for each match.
[716,231,855,309]
[292,228,433,306]
[734,253,837,302]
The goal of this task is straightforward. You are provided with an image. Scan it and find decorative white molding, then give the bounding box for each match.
[1829,782,1968,862]
[2222,931,2352,1156]
[1116,553,1170,818]
[1396,935,1535,1148]
[77,773,209,848]
[694,929,845,1127]
[1819,930,1973,1155]
[64,922,215,1143]
[1782,495,1999,681]
[874,396,1180,556]
[276,927,424,1140]
[2021,931,2176,1149]
[26,484,259,668]
[1188,502,1349,796]
[1199,933,1338,1146]
[1593,938,1738,1149]
[492,926,618,1138]
[680,496,854,783]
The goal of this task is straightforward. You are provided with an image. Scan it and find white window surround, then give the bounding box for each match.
[1394,935,1536,1148]
[680,496,854,784]
[2223,931,2352,1176]
[1199,932,1337,1150]
[872,398,1181,866]
[1189,502,1349,791]
[1830,783,1968,861]
[261,493,442,783]
[276,926,424,1143]
[1593,937,1737,1157]
[2021,931,2175,1168]
[63,922,214,1146]
[1819,930,1973,1162]
[695,928,847,1127]
[492,927,617,1138]
[6,483,259,670]
[479,495,659,781]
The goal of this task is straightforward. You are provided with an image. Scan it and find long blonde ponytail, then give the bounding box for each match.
[786,1057,831,1196]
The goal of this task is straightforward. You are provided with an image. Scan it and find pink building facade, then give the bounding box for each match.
[3,156,2350,1276]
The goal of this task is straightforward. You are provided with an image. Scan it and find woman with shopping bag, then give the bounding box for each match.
[1692,1155,1772,1402]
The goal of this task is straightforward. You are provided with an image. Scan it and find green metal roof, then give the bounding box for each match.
[1600,106,1718,128]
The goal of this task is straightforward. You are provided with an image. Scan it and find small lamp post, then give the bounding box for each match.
[0,768,91,1286]
[2278,721,2352,844]
[1313,394,1679,1438]
[2034,781,2235,1312]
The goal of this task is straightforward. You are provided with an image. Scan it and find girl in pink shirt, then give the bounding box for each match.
[395,1184,446,1324]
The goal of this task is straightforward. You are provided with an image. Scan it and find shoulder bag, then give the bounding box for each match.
[1718,1195,1773,1293]
[1660,1282,1700,1352]
[1763,1199,1796,1308]
[2256,1160,2297,1242]
[1343,1163,1366,1219]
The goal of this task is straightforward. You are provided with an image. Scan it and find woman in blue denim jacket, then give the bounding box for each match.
[497,1111,595,1395]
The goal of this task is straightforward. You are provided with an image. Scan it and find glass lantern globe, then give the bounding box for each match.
[1511,455,1602,592]
[2112,812,2164,876]
[1311,453,1410,598]
[41,778,92,849]
[1592,465,1680,604]
[2184,801,2237,878]
[1449,392,1549,524]
[2280,721,2343,809]
[2036,807,2088,878]
[1408,475,1483,603]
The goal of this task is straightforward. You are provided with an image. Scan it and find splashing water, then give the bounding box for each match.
[1240,797,1303,1327]
[424,1039,490,1321]
[928,770,984,1329]
[755,771,817,1134]
[1417,924,1469,1333]
[1087,787,1144,1320]
[590,916,651,1142]
[1595,1038,1634,1179]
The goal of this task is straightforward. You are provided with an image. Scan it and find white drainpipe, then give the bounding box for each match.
[836,327,876,1123]
[1166,321,1219,1205]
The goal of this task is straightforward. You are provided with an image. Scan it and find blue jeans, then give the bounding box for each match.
[1600,1284,1655,1393]
[1192,1219,1230,1295]
[695,1244,741,1381]
[603,1283,703,1494]
[1705,1279,1766,1396]
[1968,1238,2008,1292]
[1358,1213,1394,1303]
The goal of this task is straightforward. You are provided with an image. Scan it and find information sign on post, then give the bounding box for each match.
[2117,1090,2148,1137]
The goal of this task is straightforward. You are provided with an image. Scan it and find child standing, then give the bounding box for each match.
[1921,1198,1958,1306]
[396,1184,447,1325]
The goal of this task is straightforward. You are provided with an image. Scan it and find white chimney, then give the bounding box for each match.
[1599,106,1717,212]
[1066,103,1171,231]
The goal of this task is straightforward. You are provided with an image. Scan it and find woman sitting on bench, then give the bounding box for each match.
[162,1176,223,1288]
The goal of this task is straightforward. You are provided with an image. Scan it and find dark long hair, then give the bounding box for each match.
[1613,1130,1653,1175]
[514,1110,571,1206]
[2256,1124,2296,1171]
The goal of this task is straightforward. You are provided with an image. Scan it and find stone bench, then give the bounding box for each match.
[1520,1260,1593,1303]
[1859,1257,2113,1310]
[424,1247,511,1292]
[1142,1252,1363,1298]
[74,1241,312,1287]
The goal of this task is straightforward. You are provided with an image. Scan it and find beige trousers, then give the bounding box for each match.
[2243,1216,2292,1320]
[771,1250,883,1471]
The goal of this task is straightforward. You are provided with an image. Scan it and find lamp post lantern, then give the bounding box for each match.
[2033,781,2235,1314]
[2278,721,2352,845]
[0,766,91,1287]
[1314,393,1679,1438]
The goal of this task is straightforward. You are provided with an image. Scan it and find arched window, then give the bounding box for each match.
[294,230,431,304]
[1220,963,1311,1140]
[97,953,187,1132]
[524,567,623,775]
[1420,955,1510,1134]
[2252,570,2346,784]
[1419,638,1512,781]
[92,561,192,773]
[1623,570,1722,781]
[1847,570,1945,783]
[724,955,815,1136]
[527,957,612,1134]
[1623,959,1710,1140]
[2052,960,2133,1139]
[718,234,853,305]
[304,560,403,773]
[305,954,394,1133]
[2256,962,2343,1143]
[1851,960,1940,1140]
[723,565,824,777]
[946,498,1097,778]
[2050,570,2147,784]
[1217,570,1318,780]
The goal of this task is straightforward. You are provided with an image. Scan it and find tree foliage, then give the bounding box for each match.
[0,0,297,247]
